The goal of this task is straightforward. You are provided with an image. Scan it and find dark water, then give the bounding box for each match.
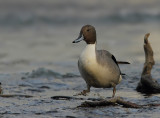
[0,0,160,117]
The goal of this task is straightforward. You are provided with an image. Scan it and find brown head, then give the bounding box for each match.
[72,25,96,44]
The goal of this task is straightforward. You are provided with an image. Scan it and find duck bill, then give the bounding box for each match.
[72,34,84,43]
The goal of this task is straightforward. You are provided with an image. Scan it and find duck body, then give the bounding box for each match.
[78,44,121,88]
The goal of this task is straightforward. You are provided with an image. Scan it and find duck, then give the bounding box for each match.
[73,25,128,97]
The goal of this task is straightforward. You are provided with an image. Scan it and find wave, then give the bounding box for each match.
[21,68,80,79]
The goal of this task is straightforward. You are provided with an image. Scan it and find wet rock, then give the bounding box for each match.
[136,74,160,94]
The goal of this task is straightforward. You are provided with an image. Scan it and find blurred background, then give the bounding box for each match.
[0,0,160,74]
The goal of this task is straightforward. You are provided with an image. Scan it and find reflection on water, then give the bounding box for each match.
[0,0,160,117]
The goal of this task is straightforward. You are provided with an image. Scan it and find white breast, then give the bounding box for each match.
[80,44,96,67]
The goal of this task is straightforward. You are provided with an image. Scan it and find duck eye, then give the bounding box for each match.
[87,29,90,32]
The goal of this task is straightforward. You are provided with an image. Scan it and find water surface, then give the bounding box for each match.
[0,0,160,117]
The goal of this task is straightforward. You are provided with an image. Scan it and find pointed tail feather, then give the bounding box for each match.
[117,61,130,64]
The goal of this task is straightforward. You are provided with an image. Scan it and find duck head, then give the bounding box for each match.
[72,25,96,44]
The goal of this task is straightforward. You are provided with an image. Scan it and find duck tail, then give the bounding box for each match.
[117,61,130,64]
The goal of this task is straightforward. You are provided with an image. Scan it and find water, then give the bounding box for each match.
[0,0,160,117]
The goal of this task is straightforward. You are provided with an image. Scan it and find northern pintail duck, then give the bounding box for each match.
[73,25,127,97]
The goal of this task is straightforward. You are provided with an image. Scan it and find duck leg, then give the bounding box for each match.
[112,86,116,98]
[111,82,117,97]
[81,85,90,96]
[74,84,90,96]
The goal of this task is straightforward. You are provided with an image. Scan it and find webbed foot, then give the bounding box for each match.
[74,89,90,96]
